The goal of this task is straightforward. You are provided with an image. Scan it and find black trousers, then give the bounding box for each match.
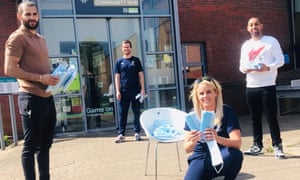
[246,86,282,147]
[18,93,57,180]
[184,146,243,180]
[117,90,141,136]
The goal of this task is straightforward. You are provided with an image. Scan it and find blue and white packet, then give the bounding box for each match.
[46,62,77,95]
[199,111,215,132]
[186,111,215,131]
[247,61,262,70]
[185,112,201,130]
[186,111,215,142]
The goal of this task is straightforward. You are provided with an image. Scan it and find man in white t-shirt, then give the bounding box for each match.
[239,17,285,159]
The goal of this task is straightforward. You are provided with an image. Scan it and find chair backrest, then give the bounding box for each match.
[140,107,187,142]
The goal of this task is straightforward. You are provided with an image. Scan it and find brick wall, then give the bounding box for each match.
[0,0,21,136]
[178,0,291,114]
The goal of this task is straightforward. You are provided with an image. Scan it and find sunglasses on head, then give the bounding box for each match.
[194,76,217,88]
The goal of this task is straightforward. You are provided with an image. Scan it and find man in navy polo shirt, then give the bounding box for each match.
[114,40,146,143]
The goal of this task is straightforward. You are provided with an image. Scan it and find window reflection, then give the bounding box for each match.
[181,43,204,82]
[184,44,201,63]
[148,89,177,108]
[39,0,73,16]
[144,17,172,52]
[145,54,175,88]
[142,0,170,14]
[77,19,107,42]
[181,43,206,112]
[43,19,76,56]
[49,58,84,133]
[110,19,141,60]
[54,95,83,133]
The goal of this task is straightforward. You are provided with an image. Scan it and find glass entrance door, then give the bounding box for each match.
[77,18,141,130]
[77,19,111,130]
[110,18,142,127]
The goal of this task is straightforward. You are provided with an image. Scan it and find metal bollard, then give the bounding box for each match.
[0,104,5,150]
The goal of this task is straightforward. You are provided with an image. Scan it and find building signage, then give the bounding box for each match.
[0,77,18,94]
[94,0,138,6]
[75,0,139,15]
[86,107,113,115]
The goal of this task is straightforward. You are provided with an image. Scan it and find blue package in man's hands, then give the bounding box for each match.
[199,111,215,131]
[185,112,201,130]
[247,62,262,70]
[46,62,77,95]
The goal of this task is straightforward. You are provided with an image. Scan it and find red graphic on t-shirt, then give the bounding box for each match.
[248,45,265,61]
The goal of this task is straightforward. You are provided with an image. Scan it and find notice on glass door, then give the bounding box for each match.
[94,0,138,6]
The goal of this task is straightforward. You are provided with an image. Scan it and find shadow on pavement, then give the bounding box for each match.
[237,172,256,179]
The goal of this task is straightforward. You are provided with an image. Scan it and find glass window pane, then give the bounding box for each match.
[144,17,172,52]
[110,19,141,61]
[77,19,108,42]
[145,54,175,89]
[49,57,81,95]
[42,19,76,56]
[184,44,201,64]
[39,0,73,16]
[186,66,202,80]
[296,0,300,12]
[54,95,84,133]
[142,0,170,15]
[148,89,177,108]
[50,58,83,134]
[181,43,203,84]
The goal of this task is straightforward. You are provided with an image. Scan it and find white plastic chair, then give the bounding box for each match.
[140,107,187,180]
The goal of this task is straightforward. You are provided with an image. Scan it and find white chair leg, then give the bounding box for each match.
[176,142,182,171]
[145,140,151,176]
[155,142,159,180]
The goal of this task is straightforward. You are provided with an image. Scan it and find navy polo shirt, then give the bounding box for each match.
[114,56,143,91]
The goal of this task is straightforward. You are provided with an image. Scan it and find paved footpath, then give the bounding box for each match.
[0,113,300,180]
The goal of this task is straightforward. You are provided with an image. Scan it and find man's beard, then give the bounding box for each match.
[251,30,261,38]
[23,20,39,30]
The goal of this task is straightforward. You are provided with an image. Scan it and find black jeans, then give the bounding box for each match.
[18,93,57,180]
[246,86,282,147]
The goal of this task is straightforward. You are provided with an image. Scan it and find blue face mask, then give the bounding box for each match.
[207,140,224,174]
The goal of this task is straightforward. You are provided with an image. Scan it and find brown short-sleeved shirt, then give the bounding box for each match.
[5,26,51,97]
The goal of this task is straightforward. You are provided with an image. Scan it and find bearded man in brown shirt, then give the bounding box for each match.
[4,2,59,180]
